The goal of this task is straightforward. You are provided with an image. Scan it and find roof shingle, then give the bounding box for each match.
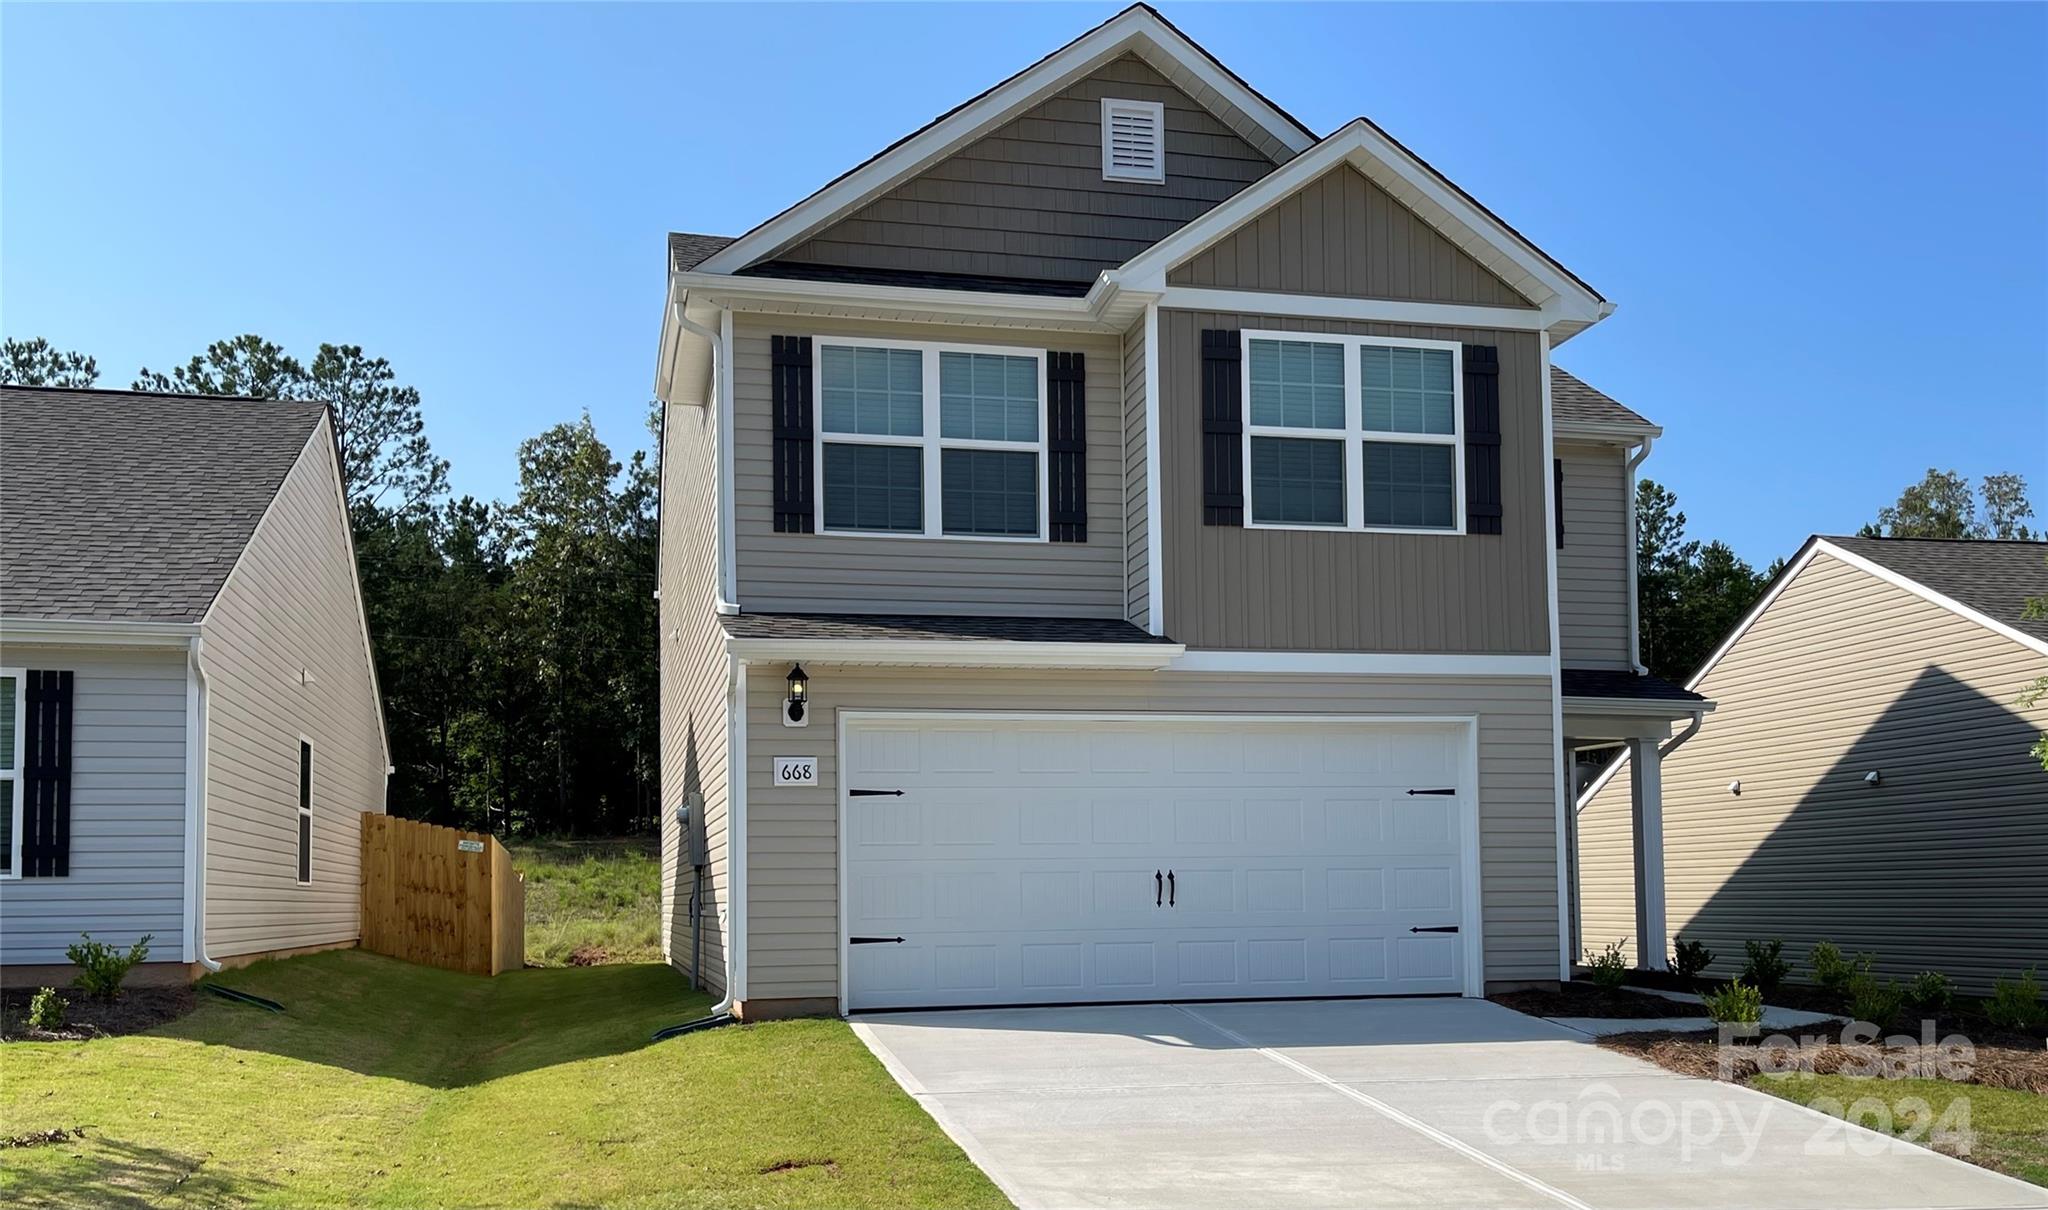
[669,232,736,273]
[1560,668,1709,704]
[1827,536,2048,645]
[0,385,326,623]
[1551,368,1653,431]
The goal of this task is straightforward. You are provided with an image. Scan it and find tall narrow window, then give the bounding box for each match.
[0,670,20,878]
[296,738,312,884]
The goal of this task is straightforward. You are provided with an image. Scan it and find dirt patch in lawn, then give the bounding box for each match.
[1598,1021,2048,1095]
[1491,982,1699,1019]
[0,985,197,1042]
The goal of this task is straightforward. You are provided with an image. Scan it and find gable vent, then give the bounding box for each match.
[1101,98,1165,184]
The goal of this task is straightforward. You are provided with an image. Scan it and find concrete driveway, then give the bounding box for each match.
[852,998,2045,1210]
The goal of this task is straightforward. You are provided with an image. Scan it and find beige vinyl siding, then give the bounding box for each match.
[1168,166,1534,308]
[732,315,1126,616]
[772,55,1281,284]
[1578,552,2048,990]
[1576,752,1636,964]
[1157,309,1551,653]
[1123,317,1150,628]
[1556,442,1633,671]
[200,421,387,958]
[0,645,188,965]
[658,388,733,994]
[741,668,1560,1002]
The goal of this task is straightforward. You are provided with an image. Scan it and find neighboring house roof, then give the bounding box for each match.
[1560,668,1708,705]
[1551,368,1655,433]
[1821,536,2048,648]
[721,612,1172,644]
[669,231,735,273]
[0,385,325,623]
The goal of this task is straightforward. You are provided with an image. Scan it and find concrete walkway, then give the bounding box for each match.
[853,998,2045,1210]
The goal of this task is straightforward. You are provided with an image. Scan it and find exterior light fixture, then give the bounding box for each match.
[784,664,810,728]
[1864,770,1882,787]
[1728,779,1742,796]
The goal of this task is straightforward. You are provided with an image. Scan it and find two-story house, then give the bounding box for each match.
[653,4,1707,1019]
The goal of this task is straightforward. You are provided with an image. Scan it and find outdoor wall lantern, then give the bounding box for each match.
[784,664,810,727]
[1728,779,1742,796]
[1864,770,1883,787]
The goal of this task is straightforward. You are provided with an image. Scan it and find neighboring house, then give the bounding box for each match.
[653,4,1705,1018]
[1580,537,2048,992]
[0,385,389,985]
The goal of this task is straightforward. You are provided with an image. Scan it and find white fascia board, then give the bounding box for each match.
[677,271,1120,333]
[696,7,1313,277]
[727,638,1186,670]
[1158,286,1559,332]
[0,617,199,647]
[1554,419,1664,442]
[1172,651,1554,677]
[1117,120,1608,329]
[1561,695,1716,718]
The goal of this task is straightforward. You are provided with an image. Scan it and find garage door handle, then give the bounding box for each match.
[1409,925,1459,933]
[849,936,905,945]
[1155,870,1163,906]
[1406,788,1456,796]
[1167,869,1175,907]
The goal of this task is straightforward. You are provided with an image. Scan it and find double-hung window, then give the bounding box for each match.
[817,339,1047,540]
[0,669,20,878]
[1243,331,1464,533]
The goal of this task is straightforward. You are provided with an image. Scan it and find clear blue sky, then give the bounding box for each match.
[6,2,2043,565]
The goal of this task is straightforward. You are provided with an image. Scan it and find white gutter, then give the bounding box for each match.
[725,638,1186,670]
[674,299,741,616]
[185,637,221,972]
[1,618,199,647]
[1624,434,1655,676]
[1660,709,1705,759]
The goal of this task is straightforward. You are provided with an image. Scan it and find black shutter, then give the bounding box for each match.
[22,669,73,878]
[1463,344,1502,535]
[1048,351,1088,543]
[771,335,815,533]
[1201,330,1244,526]
[1553,458,1566,549]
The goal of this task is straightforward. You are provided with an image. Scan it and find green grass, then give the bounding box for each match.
[1749,1074,2048,1188]
[508,836,663,967]
[0,950,1007,1209]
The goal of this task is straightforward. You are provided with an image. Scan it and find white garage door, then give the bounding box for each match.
[843,717,1472,1011]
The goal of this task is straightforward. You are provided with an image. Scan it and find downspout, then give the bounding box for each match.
[1660,709,1704,760]
[675,302,740,616]
[1624,434,1655,676]
[186,637,222,973]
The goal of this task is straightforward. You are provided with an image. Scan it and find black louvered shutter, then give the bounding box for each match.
[1201,330,1244,526]
[1048,351,1088,543]
[21,669,73,878]
[771,335,815,533]
[1463,344,1502,535]
[1553,458,1566,549]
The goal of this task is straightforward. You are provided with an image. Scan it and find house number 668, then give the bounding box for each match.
[773,757,818,786]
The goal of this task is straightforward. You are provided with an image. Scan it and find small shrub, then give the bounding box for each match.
[1985,968,2045,1031]
[1847,973,1906,1027]
[1671,935,1714,981]
[65,932,152,1002]
[1739,939,1789,995]
[1906,971,1954,1013]
[1584,940,1631,990]
[1703,980,1764,1026]
[1809,941,1874,996]
[26,988,68,1030]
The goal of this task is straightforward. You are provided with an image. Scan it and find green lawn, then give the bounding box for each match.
[1750,1074,2048,1188]
[0,950,1006,1209]
[509,837,663,967]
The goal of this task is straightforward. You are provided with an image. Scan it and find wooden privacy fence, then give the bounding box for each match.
[360,813,525,976]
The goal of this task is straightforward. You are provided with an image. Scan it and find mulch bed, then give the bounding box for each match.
[1491,981,1700,1019]
[1596,1019,2048,1095]
[0,985,197,1042]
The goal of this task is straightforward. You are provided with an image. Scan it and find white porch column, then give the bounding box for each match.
[1627,736,1669,971]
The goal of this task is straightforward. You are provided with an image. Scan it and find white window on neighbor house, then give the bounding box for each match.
[816,339,1048,540]
[1100,97,1165,184]
[0,669,20,879]
[1243,332,1465,534]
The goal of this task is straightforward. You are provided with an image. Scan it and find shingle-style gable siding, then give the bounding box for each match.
[1578,551,2048,990]
[1167,166,1535,308]
[765,55,1281,285]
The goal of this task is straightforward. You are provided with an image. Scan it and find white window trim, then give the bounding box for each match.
[296,733,314,887]
[813,336,1050,543]
[1240,330,1466,535]
[0,667,21,880]
[1100,97,1166,185]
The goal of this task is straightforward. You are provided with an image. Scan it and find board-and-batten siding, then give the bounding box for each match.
[1556,443,1633,671]
[201,420,388,958]
[1123,317,1150,628]
[1168,166,1535,309]
[770,55,1281,285]
[1578,552,2048,990]
[0,646,188,965]
[1157,309,1551,653]
[741,669,1560,1003]
[732,315,1126,616]
[659,385,732,994]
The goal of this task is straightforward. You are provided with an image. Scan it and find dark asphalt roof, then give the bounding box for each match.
[0,385,326,622]
[1827,536,2048,645]
[669,232,736,272]
[1551,368,1653,430]
[736,260,1096,298]
[1561,668,1710,704]
[720,613,1173,644]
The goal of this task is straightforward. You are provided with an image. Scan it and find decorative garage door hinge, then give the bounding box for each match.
[1405,788,1456,796]
[849,936,906,945]
[1409,926,1460,934]
[849,788,905,797]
